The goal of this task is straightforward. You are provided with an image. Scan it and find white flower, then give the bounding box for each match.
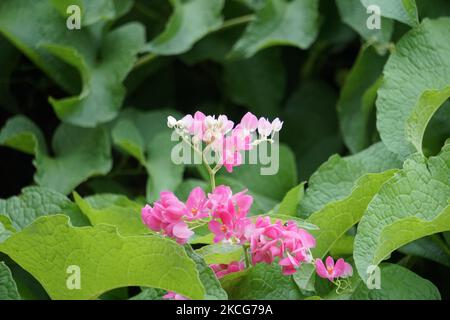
[167,116,177,128]
[258,117,272,138]
[271,118,283,132]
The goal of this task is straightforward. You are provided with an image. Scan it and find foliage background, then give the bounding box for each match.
[0,0,449,300]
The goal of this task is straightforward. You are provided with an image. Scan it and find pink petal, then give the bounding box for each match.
[240,112,258,132]
[298,229,316,248]
[208,220,223,235]
[315,259,329,279]
[325,256,335,269]
[172,221,194,240]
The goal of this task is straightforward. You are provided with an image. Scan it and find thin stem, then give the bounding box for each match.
[133,53,158,70]
[243,246,251,268]
[217,14,255,32]
[209,170,216,191]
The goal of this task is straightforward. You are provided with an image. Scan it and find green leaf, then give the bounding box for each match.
[0,115,47,155]
[0,261,20,300]
[224,49,285,116]
[50,0,132,26]
[0,217,14,243]
[276,182,305,216]
[143,0,225,55]
[0,215,205,300]
[398,236,450,268]
[0,186,89,231]
[337,46,387,153]
[35,125,113,194]
[73,192,149,236]
[112,109,185,202]
[336,0,394,45]
[195,244,244,265]
[406,87,450,156]
[111,119,146,166]
[220,263,304,299]
[360,0,419,27]
[354,142,450,282]
[130,287,166,300]
[0,0,144,126]
[217,144,297,214]
[348,264,441,300]
[229,0,320,59]
[377,18,450,158]
[185,245,228,300]
[0,116,113,195]
[299,142,401,217]
[293,170,397,291]
[47,23,145,127]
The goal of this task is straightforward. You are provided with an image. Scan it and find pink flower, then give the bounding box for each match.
[248,218,316,275]
[185,187,209,220]
[221,135,243,172]
[189,111,206,140]
[141,191,194,244]
[207,186,253,243]
[163,291,189,300]
[210,261,245,279]
[240,112,258,133]
[315,256,353,281]
[208,212,251,243]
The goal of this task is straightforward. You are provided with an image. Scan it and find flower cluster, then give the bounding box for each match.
[249,217,316,275]
[142,111,353,300]
[141,187,209,244]
[167,111,283,172]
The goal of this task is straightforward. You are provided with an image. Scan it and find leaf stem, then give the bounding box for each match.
[217,14,255,32]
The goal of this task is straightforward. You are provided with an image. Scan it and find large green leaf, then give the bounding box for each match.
[185,246,228,300]
[230,0,320,58]
[337,46,387,153]
[0,186,89,231]
[336,0,394,45]
[360,0,419,27]
[294,170,397,291]
[276,182,305,217]
[195,244,244,265]
[143,0,224,55]
[377,18,450,158]
[112,109,184,202]
[73,193,149,236]
[0,0,144,127]
[224,49,285,116]
[0,215,205,300]
[220,263,304,299]
[299,142,401,217]
[0,116,112,195]
[354,142,450,282]
[0,261,20,300]
[339,264,441,300]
